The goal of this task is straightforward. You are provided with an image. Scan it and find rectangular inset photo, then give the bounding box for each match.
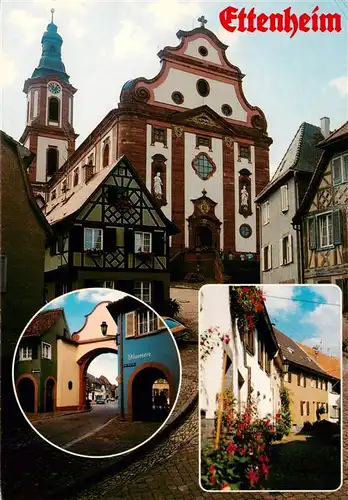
[199,284,342,492]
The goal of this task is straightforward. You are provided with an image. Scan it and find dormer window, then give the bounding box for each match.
[87,154,94,166]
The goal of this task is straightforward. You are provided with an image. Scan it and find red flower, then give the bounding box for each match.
[237,447,246,455]
[224,335,231,344]
[265,419,271,427]
[276,413,281,420]
[220,483,230,491]
[209,465,216,476]
[209,476,216,485]
[227,442,237,454]
[260,462,270,479]
[247,468,260,488]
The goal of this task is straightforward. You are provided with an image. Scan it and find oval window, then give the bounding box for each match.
[221,104,233,116]
[196,79,210,97]
[68,381,73,390]
[198,46,208,57]
[171,91,184,105]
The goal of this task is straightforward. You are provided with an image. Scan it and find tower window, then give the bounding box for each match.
[46,147,59,177]
[102,142,110,168]
[48,97,59,122]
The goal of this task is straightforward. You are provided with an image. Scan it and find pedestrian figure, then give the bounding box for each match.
[159,391,167,411]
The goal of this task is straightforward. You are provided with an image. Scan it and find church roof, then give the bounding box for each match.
[31,11,69,82]
[255,122,323,203]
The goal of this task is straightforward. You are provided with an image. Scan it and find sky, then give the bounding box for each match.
[1,0,347,176]
[261,284,342,356]
[43,288,126,384]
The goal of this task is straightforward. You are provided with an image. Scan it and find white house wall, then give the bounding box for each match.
[152,67,247,122]
[234,143,256,253]
[261,175,299,284]
[185,134,223,247]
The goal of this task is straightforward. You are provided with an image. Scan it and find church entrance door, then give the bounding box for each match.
[196,225,213,249]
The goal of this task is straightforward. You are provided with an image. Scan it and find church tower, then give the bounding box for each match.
[20,9,78,199]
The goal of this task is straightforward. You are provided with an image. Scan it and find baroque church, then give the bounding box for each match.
[20,11,272,287]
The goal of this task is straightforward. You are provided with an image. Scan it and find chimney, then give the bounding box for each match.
[320,117,330,138]
[84,163,94,183]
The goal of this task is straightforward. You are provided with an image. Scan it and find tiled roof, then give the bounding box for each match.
[23,309,64,338]
[256,122,323,202]
[98,375,112,386]
[273,328,328,376]
[45,162,117,225]
[318,121,348,145]
[297,343,341,380]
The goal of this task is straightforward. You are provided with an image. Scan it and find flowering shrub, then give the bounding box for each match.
[274,386,292,440]
[230,286,265,332]
[200,326,231,362]
[202,399,277,490]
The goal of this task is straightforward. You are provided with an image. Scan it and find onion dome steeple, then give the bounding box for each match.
[31,9,70,82]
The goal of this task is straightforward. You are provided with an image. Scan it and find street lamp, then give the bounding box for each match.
[100,321,108,336]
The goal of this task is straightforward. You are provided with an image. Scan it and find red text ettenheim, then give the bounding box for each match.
[219,5,342,38]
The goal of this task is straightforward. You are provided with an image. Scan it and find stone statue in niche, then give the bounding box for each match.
[241,185,249,208]
[238,169,252,218]
[154,172,163,199]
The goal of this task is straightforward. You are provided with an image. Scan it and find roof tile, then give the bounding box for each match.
[24,309,64,337]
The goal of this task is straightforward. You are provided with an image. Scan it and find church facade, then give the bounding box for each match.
[20,14,272,265]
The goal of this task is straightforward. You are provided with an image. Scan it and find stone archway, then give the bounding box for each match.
[77,347,118,409]
[127,362,175,421]
[16,375,38,413]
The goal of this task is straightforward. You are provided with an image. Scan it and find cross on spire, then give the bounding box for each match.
[198,15,207,28]
[50,8,55,23]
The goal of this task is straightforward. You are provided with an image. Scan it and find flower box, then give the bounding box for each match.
[85,248,103,257]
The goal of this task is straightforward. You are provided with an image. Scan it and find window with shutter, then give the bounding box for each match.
[19,346,32,361]
[262,201,270,225]
[307,217,317,250]
[152,232,165,255]
[332,154,348,186]
[124,229,135,254]
[125,312,136,338]
[135,232,152,253]
[317,212,333,248]
[84,228,103,251]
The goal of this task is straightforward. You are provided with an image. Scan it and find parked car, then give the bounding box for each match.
[95,395,106,404]
[161,317,187,341]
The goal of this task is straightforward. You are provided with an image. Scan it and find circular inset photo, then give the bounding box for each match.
[12,288,182,458]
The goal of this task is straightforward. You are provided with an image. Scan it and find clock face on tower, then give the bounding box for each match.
[47,81,61,95]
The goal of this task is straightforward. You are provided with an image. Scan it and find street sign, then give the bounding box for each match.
[123,363,136,368]
[31,370,40,374]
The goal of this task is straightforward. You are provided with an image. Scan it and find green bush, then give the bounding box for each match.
[159,298,181,317]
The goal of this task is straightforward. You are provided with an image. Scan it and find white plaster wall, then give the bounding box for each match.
[33,90,39,119]
[153,68,247,122]
[184,133,223,247]
[146,125,172,220]
[36,136,67,182]
[183,38,222,65]
[200,285,232,419]
[234,143,257,253]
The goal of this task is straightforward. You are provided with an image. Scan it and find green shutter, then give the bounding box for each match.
[308,217,317,250]
[333,209,343,245]
[71,226,84,252]
[152,232,165,256]
[124,228,134,253]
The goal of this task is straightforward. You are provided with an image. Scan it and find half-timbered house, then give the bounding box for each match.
[43,156,178,310]
[293,121,348,340]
